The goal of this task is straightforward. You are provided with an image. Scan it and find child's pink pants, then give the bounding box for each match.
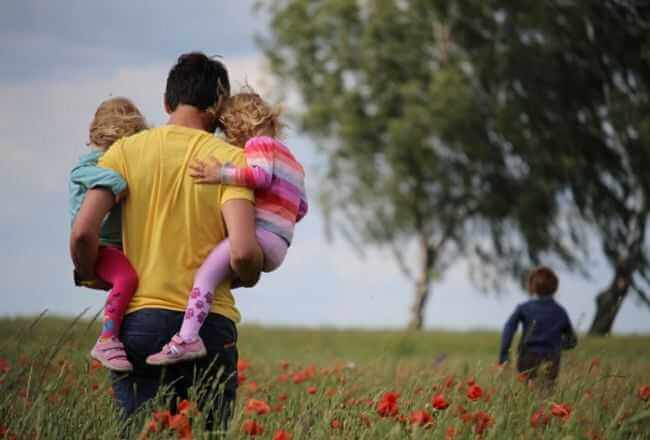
[94,246,138,340]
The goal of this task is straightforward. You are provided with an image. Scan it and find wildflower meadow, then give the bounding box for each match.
[0,316,649,439]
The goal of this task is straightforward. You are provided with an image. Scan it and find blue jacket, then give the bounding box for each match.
[69,149,127,247]
[499,297,577,364]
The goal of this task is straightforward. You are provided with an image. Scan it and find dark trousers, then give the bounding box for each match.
[111,309,238,431]
[517,351,560,387]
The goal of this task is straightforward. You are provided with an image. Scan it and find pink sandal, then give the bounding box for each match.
[90,338,133,372]
[146,334,207,366]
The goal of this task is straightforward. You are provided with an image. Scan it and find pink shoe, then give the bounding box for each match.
[90,338,133,372]
[146,334,207,366]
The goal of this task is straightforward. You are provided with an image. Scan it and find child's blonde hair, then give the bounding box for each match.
[89,97,147,150]
[219,86,283,147]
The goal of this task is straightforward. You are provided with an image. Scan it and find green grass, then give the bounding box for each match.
[0,316,649,439]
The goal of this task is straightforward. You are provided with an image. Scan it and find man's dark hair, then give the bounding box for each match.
[165,52,230,112]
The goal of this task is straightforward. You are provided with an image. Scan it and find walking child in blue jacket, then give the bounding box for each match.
[499,266,577,386]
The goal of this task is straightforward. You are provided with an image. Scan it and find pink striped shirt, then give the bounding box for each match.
[220,136,307,244]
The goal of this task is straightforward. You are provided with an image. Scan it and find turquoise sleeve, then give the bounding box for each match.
[70,165,127,195]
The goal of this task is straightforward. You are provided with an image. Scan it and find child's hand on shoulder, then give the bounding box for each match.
[189,156,223,184]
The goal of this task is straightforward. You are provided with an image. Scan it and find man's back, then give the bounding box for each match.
[99,125,253,322]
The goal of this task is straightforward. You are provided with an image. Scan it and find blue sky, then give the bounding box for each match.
[0,1,648,334]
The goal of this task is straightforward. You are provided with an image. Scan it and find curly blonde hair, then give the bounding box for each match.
[219,87,283,147]
[89,97,147,150]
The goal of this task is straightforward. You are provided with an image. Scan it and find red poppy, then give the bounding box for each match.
[238,373,247,385]
[271,402,284,413]
[445,426,457,440]
[169,413,191,439]
[376,392,400,417]
[550,403,571,421]
[292,365,317,383]
[466,384,483,401]
[245,381,259,392]
[409,410,433,427]
[242,419,264,436]
[276,373,289,383]
[443,376,456,389]
[280,361,289,370]
[639,385,650,401]
[278,393,289,401]
[432,393,450,410]
[245,398,271,415]
[177,399,196,416]
[307,386,318,395]
[466,377,476,386]
[330,419,343,430]
[473,411,494,434]
[530,408,550,429]
[237,359,251,372]
[272,430,292,440]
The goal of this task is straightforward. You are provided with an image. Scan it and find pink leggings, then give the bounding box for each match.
[94,246,138,340]
[178,229,287,342]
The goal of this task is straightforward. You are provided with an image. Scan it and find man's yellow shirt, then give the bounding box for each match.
[99,125,254,323]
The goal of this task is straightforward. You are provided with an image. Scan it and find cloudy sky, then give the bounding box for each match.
[1,1,648,334]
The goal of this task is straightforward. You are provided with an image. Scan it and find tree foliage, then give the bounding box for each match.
[259,0,582,328]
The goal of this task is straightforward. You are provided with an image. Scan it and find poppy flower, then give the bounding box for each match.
[530,408,550,429]
[245,398,271,415]
[245,381,259,392]
[169,413,191,438]
[409,410,434,427]
[177,399,196,416]
[466,384,483,401]
[432,393,450,410]
[272,430,292,440]
[550,403,571,421]
[445,426,457,440]
[278,393,289,401]
[307,386,318,395]
[330,419,343,430]
[242,419,264,436]
[238,373,247,385]
[639,385,650,401]
[276,373,289,383]
[376,391,400,417]
[238,359,251,373]
[473,411,494,434]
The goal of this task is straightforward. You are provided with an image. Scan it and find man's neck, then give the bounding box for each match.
[167,104,210,131]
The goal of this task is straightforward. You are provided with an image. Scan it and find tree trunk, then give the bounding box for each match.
[407,237,435,330]
[589,211,646,335]
[588,262,631,335]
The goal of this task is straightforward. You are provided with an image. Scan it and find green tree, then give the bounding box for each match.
[444,0,650,334]
[259,0,580,329]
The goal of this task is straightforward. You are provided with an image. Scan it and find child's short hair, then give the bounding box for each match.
[219,86,282,147]
[89,97,147,150]
[527,266,559,296]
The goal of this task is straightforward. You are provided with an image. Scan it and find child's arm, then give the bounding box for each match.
[190,137,275,189]
[71,165,127,202]
[561,317,578,350]
[499,306,522,364]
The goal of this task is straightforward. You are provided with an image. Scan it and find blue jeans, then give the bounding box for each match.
[111,308,238,431]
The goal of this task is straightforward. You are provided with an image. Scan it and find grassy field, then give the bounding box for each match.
[0,316,649,439]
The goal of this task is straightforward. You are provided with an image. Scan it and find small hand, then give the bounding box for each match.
[189,157,223,184]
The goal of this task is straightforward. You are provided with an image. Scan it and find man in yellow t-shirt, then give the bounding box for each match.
[70,52,262,429]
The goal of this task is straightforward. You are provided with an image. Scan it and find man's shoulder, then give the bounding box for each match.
[199,136,247,164]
